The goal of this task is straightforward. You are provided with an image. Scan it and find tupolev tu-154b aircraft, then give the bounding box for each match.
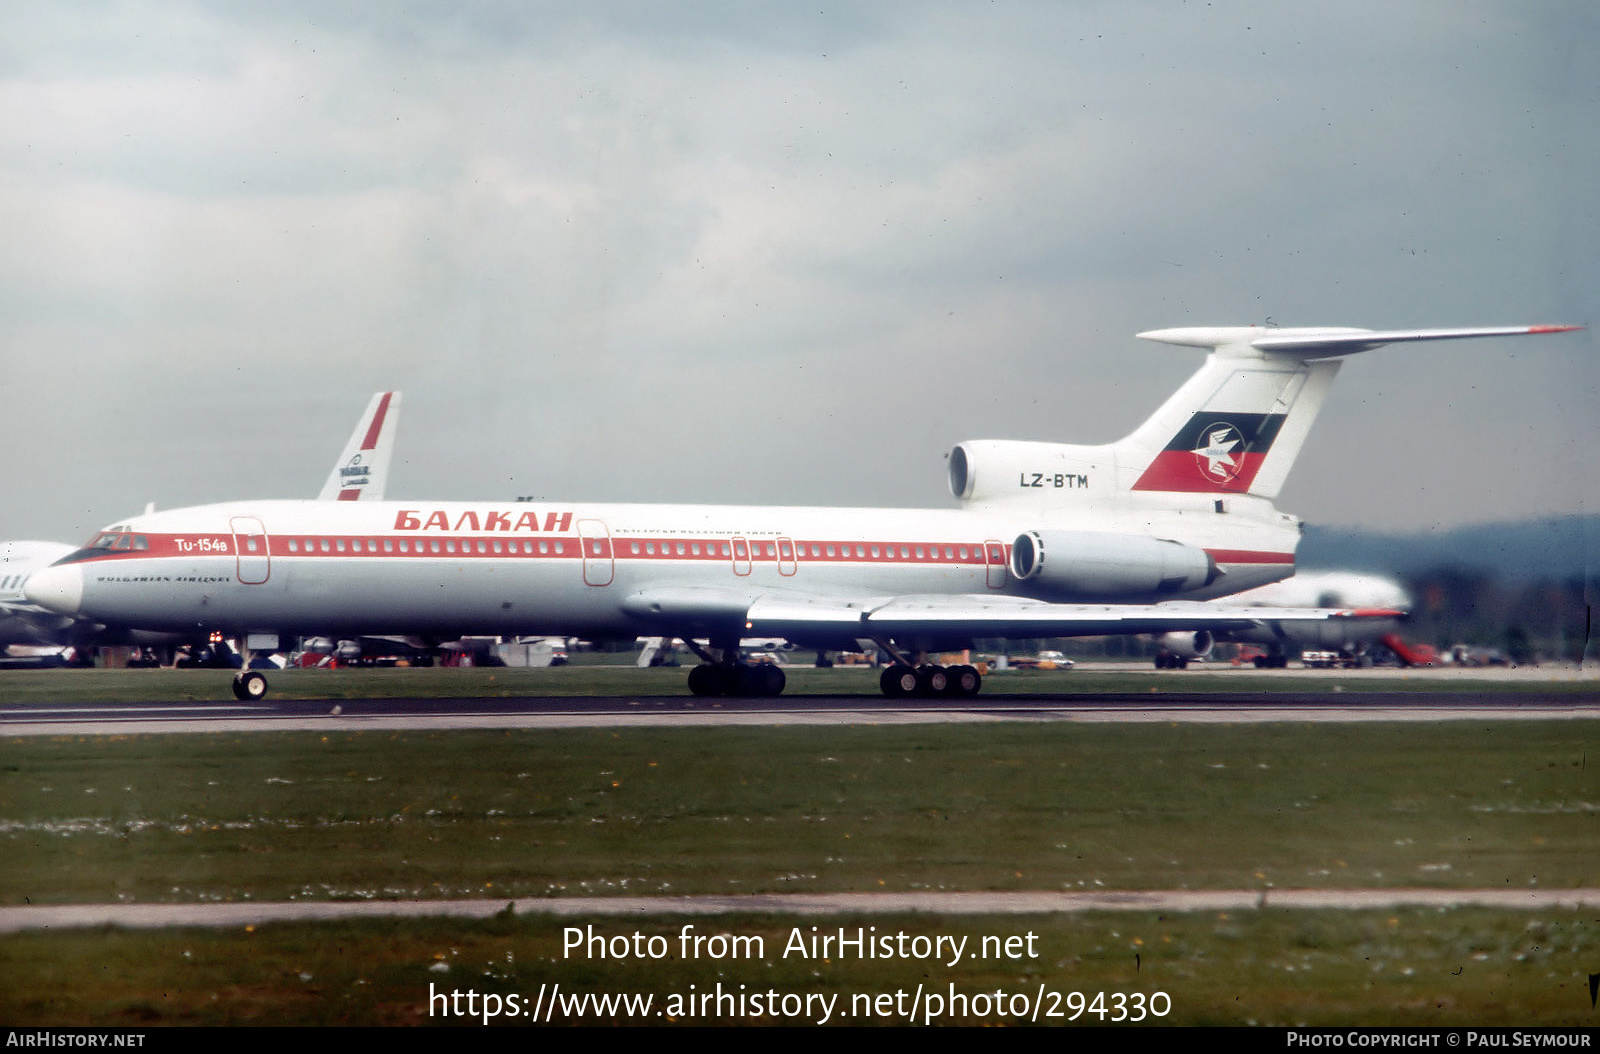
[24,323,1580,700]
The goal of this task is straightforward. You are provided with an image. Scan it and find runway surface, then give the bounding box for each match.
[4,680,1599,736]
[6,888,1599,935]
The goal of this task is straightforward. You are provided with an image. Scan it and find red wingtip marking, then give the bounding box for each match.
[359,392,393,451]
[1346,608,1405,618]
[1528,325,1583,334]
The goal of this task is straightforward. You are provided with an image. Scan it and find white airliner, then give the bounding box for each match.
[1,392,400,662]
[23,325,1579,700]
[0,541,78,661]
[1150,570,1411,668]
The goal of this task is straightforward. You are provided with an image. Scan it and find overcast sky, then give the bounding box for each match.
[3,1,1595,544]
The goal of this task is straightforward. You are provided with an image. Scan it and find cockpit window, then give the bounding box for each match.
[85,532,150,552]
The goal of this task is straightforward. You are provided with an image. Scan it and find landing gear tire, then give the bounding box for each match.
[880,664,919,698]
[232,670,268,701]
[687,662,786,698]
[946,664,982,698]
[916,665,949,696]
[687,664,722,697]
[744,663,786,698]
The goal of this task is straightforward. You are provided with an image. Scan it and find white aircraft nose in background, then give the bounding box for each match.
[23,564,83,617]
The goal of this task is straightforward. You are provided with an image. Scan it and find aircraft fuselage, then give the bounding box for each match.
[38,497,1298,643]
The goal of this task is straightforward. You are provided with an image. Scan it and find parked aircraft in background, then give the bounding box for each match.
[22,324,1579,699]
[1150,570,1411,668]
[1,392,400,664]
[0,541,78,663]
[317,392,401,502]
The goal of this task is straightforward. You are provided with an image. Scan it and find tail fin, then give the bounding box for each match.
[948,325,1579,508]
[316,392,401,502]
[1120,325,1580,500]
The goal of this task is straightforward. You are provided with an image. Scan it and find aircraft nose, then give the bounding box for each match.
[23,564,84,616]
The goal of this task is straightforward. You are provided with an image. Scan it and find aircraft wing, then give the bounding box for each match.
[751,593,1398,647]
[622,586,1399,652]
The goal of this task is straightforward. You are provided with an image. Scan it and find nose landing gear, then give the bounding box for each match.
[231,670,269,700]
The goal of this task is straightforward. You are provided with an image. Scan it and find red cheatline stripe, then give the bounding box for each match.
[359,392,393,451]
[72,534,1295,570]
[1205,549,1294,564]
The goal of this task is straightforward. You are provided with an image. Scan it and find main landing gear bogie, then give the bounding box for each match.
[879,663,982,699]
[686,662,787,698]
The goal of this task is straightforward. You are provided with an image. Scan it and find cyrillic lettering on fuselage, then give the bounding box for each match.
[393,509,575,533]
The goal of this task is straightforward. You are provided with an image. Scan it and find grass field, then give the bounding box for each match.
[5,722,1598,905]
[3,671,1596,1026]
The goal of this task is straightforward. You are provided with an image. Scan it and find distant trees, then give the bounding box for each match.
[1403,568,1595,664]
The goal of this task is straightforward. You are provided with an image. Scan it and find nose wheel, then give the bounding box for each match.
[231,670,269,700]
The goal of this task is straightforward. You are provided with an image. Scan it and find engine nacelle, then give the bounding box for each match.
[949,440,1109,505]
[1155,630,1214,660]
[1009,530,1216,601]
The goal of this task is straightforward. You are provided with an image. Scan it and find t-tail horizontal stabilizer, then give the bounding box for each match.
[1137,324,1583,357]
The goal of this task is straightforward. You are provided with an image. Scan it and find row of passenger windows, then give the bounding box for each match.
[624,541,982,560]
[287,538,567,555]
[631,541,727,556]
[277,537,984,561]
